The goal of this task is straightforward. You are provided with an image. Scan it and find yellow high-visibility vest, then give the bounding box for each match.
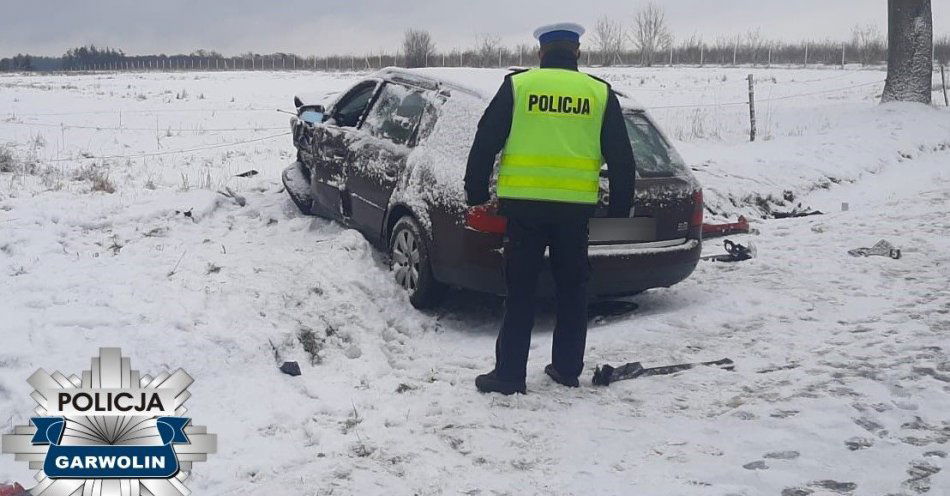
[497,68,609,205]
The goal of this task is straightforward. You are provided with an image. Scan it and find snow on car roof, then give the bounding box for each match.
[294,89,341,107]
[376,67,646,111]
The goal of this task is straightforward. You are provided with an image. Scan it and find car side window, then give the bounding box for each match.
[362,83,429,146]
[331,83,377,128]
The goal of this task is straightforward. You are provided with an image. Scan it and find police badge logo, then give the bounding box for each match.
[2,348,217,496]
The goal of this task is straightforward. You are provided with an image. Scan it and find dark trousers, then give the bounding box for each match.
[495,216,590,382]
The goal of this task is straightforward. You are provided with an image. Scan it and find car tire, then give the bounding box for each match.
[389,216,443,309]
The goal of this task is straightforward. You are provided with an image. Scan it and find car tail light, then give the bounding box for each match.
[465,202,507,234]
[690,189,704,227]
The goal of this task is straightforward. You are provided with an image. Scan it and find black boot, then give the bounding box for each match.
[475,370,526,395]
[544,364,580,388]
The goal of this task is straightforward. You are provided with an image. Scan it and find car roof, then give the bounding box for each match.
[374,67,646,111]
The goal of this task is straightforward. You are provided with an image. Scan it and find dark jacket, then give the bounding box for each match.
[463,51,636,220]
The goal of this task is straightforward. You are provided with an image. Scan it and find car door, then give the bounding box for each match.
[345,82,433,241]
[308,81,380,221]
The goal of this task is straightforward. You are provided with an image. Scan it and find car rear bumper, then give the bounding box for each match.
[587,239,700,296]
[432,230,701,297]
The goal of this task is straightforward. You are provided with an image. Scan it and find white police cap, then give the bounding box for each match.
[533,22,586,44]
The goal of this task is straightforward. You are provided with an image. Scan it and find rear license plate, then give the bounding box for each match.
[589,218,657,243]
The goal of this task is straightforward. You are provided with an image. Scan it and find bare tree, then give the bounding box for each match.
[713,36,733,65]
[852,24,885,66]
[475,34,503,67]
[745,28,764,65]
[402,29,435,68]
[630,1,670,67]
[592,16,625,66]
[680,33,704,65]
[882,0,933,103]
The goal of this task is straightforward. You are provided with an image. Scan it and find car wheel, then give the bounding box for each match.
[389,216,443,309]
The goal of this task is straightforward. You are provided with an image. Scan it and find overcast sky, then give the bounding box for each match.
[2,0,948,57]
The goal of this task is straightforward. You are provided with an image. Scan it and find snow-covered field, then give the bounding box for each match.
[1,67,949,495]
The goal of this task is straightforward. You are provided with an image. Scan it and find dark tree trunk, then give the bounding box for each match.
[882,0,933,104]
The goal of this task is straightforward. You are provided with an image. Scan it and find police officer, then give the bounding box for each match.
[465,23,636,394]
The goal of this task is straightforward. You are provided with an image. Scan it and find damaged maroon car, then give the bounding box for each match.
[283,68,703,308]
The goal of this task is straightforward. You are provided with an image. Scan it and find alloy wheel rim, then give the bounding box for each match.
[392,229,420,293]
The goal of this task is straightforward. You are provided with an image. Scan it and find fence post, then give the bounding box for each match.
[747,74,756,142]
[942,65,949,107]
[804,43,809,67]
[700,44,704,66]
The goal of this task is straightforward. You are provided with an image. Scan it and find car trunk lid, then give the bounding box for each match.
[589,110,701,245]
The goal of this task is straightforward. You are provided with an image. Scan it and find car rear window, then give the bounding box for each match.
[362,83,429,146]
[624,112,689,178]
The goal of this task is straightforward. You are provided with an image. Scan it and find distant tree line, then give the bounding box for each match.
[0,53,63,71]
[63,45,126,70]
[2,9,949,74]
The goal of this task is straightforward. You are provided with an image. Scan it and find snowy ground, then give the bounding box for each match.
[1,68,949,495]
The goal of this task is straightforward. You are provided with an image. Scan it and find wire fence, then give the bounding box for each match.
[0,71,914,160]
[44,132,291,162]
[2,120,286,132]
[648,79,885,109]
[5,107,275,117]
[598,67,876,94]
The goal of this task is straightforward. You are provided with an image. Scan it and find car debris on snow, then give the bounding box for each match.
[592,358,734,386]
[174,208,195,221]
[700,239,756,262]
[279,361,302,376]
[702,216,751,238]
[848,239,902,259]
[772,204,824,219]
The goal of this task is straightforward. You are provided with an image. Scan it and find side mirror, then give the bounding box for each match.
[297,104,326,125]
